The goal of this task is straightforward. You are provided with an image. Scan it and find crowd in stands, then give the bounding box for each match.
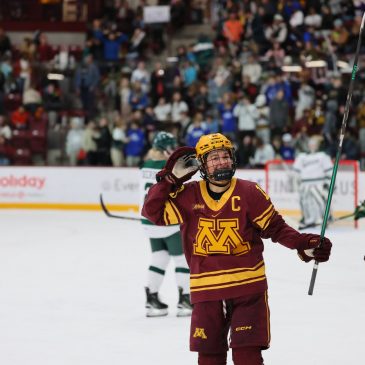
[0,0,365,170]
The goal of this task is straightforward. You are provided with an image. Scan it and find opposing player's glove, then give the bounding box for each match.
[354,201,365,221]
[298,235,332,263]
[156,146,199,188]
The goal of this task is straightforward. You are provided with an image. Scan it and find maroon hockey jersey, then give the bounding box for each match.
[142,178,311,304]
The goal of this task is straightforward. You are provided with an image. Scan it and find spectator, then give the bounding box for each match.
[293,126,310,155]
[124,121,145,167]
[37,33,54,63]
[43,82,63,112]
[264,41,286,70]
[16,52,31,94]
[264,14,288,45]
[153,97,171,123]
[131,61,150,93]
[150,62,166,105]
[292,109,312,137]
[82,120,99,165]
[241,74,259,102]
[205,112,220,134]
[217,92,236,142]
[295,82,315,120]
[181,60,198,88]
[94,117,112,165]
[251,136,275,168]
[119,77,132,117]
[185,112,209,147]
[269,89,290,138]
[171,91,189,127]
[23,85,42,114]
[210,57,231,101]
[304,6,322,28]
[330,19,349,53]
[233,94,257,140]
[237,135,256,168]
[129,81,149,111]
[341,130,360,161]
[280,133,295,160]
[0,27,12,58]
[11,106,29,129]
[74,54,100,117]
[242,54,263,85]
[0,114,12,141]
[0,56,13,86]
[143,106,157,138]
[65,117,84,166]
[93,29,128,63]
[322,99,338,151]
[110,117,127,167]
[255,94,270,144]
[19,37,36,61]
[223,12,244,55]
[193,83,211,113]
[170,0,187,31]
[128,27,147,59]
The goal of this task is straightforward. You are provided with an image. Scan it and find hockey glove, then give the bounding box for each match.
[354,201,365,220]
[298,235,332,263]
[156,146,199,188]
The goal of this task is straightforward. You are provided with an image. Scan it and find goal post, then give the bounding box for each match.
[265,159,360,228]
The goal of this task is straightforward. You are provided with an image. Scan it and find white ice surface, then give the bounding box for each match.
[0,210,364,365]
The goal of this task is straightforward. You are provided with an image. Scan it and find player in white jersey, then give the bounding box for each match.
[140,131,192,317]
[293,136,333,229]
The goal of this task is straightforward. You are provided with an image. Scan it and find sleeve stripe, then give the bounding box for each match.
[253,204,274,224]
[262,209,275,230]
[255,207,275,230]
[163,199,183,225]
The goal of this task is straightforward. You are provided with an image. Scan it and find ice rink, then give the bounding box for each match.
[0,210,364,365]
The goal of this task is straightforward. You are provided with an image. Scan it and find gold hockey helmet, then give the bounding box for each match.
[195,133,236,182]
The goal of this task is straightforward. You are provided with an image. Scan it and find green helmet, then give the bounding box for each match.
[152,131,177,152]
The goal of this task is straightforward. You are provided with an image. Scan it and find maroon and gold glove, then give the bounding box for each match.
[298,235,332,263]
[156,146,199,188]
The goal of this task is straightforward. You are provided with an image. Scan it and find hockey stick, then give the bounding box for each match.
[99,194,141,221]
[308,12,365,295]
[298,201,365,230]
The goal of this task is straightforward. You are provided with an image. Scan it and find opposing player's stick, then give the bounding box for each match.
[308,12,365,295]
[99,194,140,221]
[298,201,365,230]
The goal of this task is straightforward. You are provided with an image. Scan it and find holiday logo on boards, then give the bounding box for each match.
[0,174,46,200]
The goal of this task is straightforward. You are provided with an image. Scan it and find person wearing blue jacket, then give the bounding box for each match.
[124,121,145,166]
[93,29,128,62]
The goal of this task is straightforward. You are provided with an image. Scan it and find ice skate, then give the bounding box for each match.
[176,287,192,317]
[145,287,168,317]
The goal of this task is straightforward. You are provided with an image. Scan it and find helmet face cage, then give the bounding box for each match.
[152,131,177,153]
[198,147,237,181]
[195,133,236,182]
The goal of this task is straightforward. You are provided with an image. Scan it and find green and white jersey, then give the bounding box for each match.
[140,159,180,238]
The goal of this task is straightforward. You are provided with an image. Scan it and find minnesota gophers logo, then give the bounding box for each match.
[194,218,251,256]
[193,328,207,339]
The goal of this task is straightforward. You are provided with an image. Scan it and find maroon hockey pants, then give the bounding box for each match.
[198,346,263,365]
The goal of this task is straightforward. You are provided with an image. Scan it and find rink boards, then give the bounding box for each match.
[0,166,363,218]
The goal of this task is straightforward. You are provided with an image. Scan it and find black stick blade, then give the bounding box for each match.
[99,194,140,221]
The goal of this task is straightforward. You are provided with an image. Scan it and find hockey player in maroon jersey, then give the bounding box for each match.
[142,133,332,365]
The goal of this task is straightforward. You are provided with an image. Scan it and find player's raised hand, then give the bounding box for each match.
[156,147,199,188]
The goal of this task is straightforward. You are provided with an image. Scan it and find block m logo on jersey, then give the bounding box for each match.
[194,218,251,255]
[193,327,207,339]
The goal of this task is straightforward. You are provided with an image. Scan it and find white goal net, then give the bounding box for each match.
[265,159,360,228]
